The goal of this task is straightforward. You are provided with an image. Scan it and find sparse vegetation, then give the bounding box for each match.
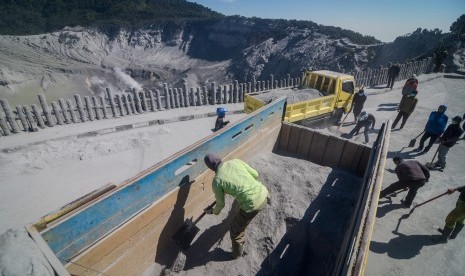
[0,0,223,35]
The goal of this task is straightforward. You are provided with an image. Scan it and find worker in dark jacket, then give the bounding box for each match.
[380,156,430,207]
[392,90,418,129]
[204,154,269,258]
[432,116,464,170]
[348,111,375,143]
[415,105,449,153]
[350,87,367,122]
[432,185,465,243]
[214,107,230,131]
[402,75,418,96]
[387,62,401,89]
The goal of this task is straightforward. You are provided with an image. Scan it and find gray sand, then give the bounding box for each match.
[253,88,323,104]
[0,229,54,276]
[146,151,361,276]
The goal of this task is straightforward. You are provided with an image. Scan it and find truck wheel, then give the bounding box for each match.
[331,108,344,125]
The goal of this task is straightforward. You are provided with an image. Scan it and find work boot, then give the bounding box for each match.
[400,199,411,208]
[231,243,244,259]
[431,226,454,243]
[450,224,464,239]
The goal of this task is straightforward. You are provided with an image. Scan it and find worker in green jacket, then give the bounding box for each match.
[392,90,418,130]
[204,154,269,258]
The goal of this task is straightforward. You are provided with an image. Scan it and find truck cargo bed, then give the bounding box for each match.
[28,98,390,276]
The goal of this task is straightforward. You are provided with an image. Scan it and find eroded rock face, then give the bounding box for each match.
[0,18,462,105]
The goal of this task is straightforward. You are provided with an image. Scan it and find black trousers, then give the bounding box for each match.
[380,179,426,206]
[387,75,396,88]
[419,131,439,151]
[392,111,411,129]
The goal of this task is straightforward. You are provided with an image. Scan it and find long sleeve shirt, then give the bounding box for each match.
[425,111,448,135]
[399,96,418,114]
[211,159,269,215]
[440,124,464,147]
[395,160,430,182]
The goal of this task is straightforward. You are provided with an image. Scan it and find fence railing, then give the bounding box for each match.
[0,57,434,137]
[0,75,300,136]
[352,57,434,88]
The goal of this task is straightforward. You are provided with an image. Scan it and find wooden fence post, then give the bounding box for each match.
[99,96,108,119]
[92,96,102,120]
[196,87,202,106]
[190,87,196,107]
[15,106,28,131]
[106,88,118,118]
[177,88,184,107]
[22,106,38,132]
[148,90,156,111]
[173,88,180,108]
[74,95,87,122]
[66,100,77,123]
[115,94,125,116]
[84,96,95,121]
[38,94,54,127]
[140,91,147,112]
[51,102,64,125]
[155,90,162,110]
[0,98,21,133]
[58,99,71,123]
[132,89,142,113]
[163,83,170,109]
[203,86,208,105]
[122,94,131,115]
[222,85,227,104]
[183,82,190,107]
[211,82,216,105]
[229,84,233,104]
[168,88,175,108]
[0,112,10,135]
[233,81,238,103]
[31,104,46,128]
[129,93,137,114]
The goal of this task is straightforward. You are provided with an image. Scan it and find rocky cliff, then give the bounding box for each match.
[0,17,463,106]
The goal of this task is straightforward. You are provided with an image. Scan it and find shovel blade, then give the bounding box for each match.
[171,220,200,251]
[408,138,416,147]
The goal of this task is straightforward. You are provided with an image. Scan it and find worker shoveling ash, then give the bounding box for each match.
[252,88,324,104]
[146,151,362,276]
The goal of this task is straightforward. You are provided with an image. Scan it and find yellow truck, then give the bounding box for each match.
[244,70,356,123]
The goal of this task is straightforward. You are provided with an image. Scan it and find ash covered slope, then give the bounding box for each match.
[1,12,464,106]
[0,17,379,105]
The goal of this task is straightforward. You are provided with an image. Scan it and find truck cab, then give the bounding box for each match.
[301,70,355,115]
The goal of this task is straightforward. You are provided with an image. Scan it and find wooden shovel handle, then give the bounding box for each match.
[413,191,449,209]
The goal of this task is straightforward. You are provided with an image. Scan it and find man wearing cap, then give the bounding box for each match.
[415,105,449,153]
[203,154,269,259]
[432,116,464,170]
[392,90,418,130]
[402,75,418,96]
[347,111,376,143]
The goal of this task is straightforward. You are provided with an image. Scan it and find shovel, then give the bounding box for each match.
[394,190,450,233]
[408,131,424,147]
[337,113,350,130]
[425,146,440,169]
[171,202,216,250]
